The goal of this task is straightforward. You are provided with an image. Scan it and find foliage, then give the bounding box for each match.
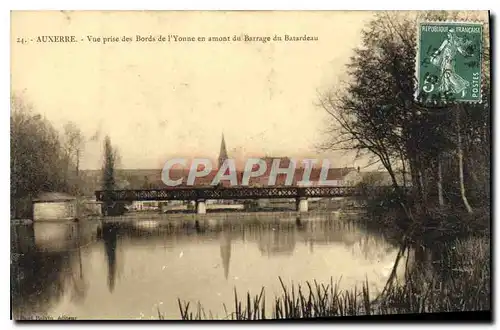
[319,11,490,214]
[10,95,84,217]
[101,136,125,215]
[170,12,492,320]
[61,121,85,195]
[102,136,116,192]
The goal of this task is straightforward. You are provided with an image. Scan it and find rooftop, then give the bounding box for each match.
[32,192,76,202]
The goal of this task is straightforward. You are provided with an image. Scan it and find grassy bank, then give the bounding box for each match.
[360,189,490,242]
[164,236,489,320]
[157,192,491,320]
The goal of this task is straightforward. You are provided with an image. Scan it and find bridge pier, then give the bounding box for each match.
[196,200,207,214]
[95,186,380,211]
[296,197,308,212]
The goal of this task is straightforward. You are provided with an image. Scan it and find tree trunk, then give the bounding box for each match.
[414,161,425,207]
[76,149,80,177]
[437,153,444,207]
[408,155,422,200]
[456,106,473,214]
[75,149,80,195]
[418,168,425,202]
[400,151,408,189]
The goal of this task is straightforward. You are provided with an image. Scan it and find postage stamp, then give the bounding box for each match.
[415,21,483,104]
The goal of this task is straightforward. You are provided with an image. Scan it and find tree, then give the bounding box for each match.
[142,176,151,189]
[102,135,116,192]
[455,105,473,214]
[62,121,85,194]
[319,11,490,217]
[101,135,124,216]
[10,95,71,217]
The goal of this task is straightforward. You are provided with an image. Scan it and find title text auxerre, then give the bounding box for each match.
[36,36,78,42]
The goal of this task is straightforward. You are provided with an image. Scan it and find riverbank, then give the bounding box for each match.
[170,235,490,320]
[361,201,491,250]
[88,210,362,224]
[163,200,491,320]
[10,207,489,320]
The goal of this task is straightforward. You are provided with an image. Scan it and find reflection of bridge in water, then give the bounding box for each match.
[95,186,395,214]
[96,217,396,281]
[11,217,409,319]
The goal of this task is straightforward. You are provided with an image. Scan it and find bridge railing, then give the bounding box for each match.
[95,185,405,202]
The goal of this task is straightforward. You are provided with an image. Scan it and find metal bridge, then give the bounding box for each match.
[95,186,391,202]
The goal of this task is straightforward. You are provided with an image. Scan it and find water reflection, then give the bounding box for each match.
[257,228,296,257]
[11,223,96,319]
[11,215,408,320]
[102,224,118,292]
[219,233,231,280]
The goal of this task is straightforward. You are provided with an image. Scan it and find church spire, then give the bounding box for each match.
[218,133,228,168]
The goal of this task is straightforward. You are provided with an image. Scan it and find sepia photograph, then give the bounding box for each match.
[10,10,491,321]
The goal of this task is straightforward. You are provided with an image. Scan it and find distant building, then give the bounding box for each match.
[305,167,357,187]
[131,201,161,211]
[32,192,78,221]
[218,133,229,169]
[250,162,357,187]
[248,157,292,187]
[78,136,361,191]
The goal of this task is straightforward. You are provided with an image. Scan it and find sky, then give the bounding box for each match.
[11,11,376,170]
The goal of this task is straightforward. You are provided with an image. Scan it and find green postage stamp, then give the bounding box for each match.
[415,21,483,104]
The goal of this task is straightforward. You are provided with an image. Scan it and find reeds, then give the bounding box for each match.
[171,237,489,320]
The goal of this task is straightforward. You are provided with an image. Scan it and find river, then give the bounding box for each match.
[10,213,409,320]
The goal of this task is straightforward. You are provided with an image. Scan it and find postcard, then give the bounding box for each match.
[10,10,491,321]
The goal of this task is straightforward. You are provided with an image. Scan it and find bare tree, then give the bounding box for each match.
[10,94,82,217]
[455,106,473,214]
[319,11,489,218]
[62,121,85,194]
[62,121,84,175]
